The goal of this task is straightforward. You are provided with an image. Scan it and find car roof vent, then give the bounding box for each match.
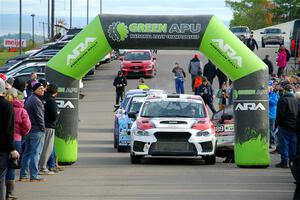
[167,94,180,98]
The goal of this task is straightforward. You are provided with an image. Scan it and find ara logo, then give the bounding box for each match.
[66,37,97,66]
[235,103,266,111]
[211,39,242,68]
[108,21,129,42]
[56,100,75,109]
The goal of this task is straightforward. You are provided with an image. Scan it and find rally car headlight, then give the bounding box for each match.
[196,129,211,137]
[134,129,151,136]
[146,65,153,70]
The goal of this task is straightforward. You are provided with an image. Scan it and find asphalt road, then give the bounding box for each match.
[16,48,295,200]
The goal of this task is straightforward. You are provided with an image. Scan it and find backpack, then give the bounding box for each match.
[285,49,290,62]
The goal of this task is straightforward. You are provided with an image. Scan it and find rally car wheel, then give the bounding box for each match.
[130,153,143,164]
[113,122,119,149]
[204,155,216,165]
[117,145,128,152]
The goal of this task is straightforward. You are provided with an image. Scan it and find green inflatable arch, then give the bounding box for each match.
[47,14,269,167]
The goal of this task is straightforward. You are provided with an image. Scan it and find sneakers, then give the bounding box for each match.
[275,162,289,168]
[39,170,55,175]
[30,178,45,182]
[18,177,30,182]
[49,167,59,173]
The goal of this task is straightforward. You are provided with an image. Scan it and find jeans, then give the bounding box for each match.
[6,141,22,180]
[269,119,276,145]
[278,127,297,164]
[175,78,184,94]
[0,152,9,200]
[205,101,217,114]
[115,90,125,105]
[20,131,45,179]
[47,148,56,169]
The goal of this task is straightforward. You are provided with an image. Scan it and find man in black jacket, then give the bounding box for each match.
[262,55,274,76]
[275,84,298,168]
[0,78,19,200]
[39,83,59,175]
[20,82,46,182]
[245,34,259,51]
[203,60,216,85]
[113,71,127,105]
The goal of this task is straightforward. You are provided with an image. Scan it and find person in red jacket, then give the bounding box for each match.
[276,45,287,77]
[5,88,31,199]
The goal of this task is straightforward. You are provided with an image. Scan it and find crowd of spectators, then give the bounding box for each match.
[0,72,63,200]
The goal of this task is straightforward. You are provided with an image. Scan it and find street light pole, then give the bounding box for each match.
[39,22,46,43]
[19,0,22,54]
[86,0,89,25]
[31,14,35,47]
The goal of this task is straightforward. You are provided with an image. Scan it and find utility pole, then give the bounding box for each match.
[19,0,22,54]
[87,0,89,25]
[48,0,50,39]
[100,0,102,14]
[51,0,55,39]
[31,14,35,47]
[70,0,72,28]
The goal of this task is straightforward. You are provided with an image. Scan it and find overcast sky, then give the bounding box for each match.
[0,0,233,20]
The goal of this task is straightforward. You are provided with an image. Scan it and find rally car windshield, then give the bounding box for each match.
[140,101,206,118]
[124,52,151,61]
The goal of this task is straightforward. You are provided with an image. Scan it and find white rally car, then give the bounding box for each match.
[128,94,217,164]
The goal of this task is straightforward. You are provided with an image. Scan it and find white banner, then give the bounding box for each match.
[3,39,27,48]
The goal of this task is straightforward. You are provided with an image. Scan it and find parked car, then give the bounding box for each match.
[290,19,300,57]
[261,28,285,47]
[0,57,50,74]
[211,105,234,160]
[230,26,251,42]
[120,50,156,78]
[129,94,217,164]
[5,61,46,85]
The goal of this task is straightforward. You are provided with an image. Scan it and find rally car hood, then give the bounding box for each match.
[150,117,210,130]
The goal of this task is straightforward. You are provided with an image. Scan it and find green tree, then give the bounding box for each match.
[225,0,274,29]
[272,0,300,23]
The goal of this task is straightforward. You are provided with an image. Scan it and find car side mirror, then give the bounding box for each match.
[153,57,156,60]
[128,112,137,120]
[282,32,286,34]
[119,57,124,61]
[260,32,264,34]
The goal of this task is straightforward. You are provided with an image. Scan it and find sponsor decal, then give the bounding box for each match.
[58,87,79,93]
[211,39,242,69]
[56,100,75,109]
[235,103,266,111]
[107,21,201,42]
[66,37,97,67]
[233,89,268,99]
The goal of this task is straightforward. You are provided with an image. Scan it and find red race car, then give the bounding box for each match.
[120,50,156,78]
